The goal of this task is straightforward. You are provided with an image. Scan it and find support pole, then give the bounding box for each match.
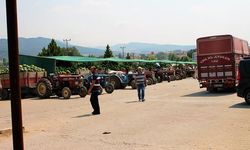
[5,0,24,149]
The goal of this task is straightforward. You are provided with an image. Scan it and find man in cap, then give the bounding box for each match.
[88,66,101,115]
[134,66,147,102]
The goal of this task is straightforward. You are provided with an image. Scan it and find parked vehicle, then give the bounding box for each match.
[197,35,249,92]
[237,57,250,104]
[83,74,114,94]
[36,74,87,99]
[0,71,46,100]
[109,72,129,89]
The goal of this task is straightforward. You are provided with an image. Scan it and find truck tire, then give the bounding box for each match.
[105,83,114,94]
[110,76,121,89]
[79,86,87,98]
[1,89,9,100]
[62,87,71,99]
[130,80,137,89]
[36,78,52,98]
[244,89,250,105]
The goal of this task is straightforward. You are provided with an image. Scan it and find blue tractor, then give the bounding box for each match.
[83,74,114,94]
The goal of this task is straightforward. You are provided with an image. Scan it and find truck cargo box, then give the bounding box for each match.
[197,35,249,92]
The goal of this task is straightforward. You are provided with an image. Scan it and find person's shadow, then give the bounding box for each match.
[72,114,93,118]
[125,100,139,104]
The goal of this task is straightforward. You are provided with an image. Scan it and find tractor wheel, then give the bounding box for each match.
[105,83,114,94]
[152,78,157,84]
[79,86,87,98]
[110,76,121,89]
[99,88,103,95]
[147,78,153,85]
[62,87,71,99]
[1,89,9,100]
[36,78,52,98]
[157,77,163,83]
[244,89,250,105]
[130,80,137,89]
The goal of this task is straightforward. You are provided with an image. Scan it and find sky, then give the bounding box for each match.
[1,0,250,47]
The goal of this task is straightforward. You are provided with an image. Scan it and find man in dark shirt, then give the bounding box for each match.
[88,66,101,115]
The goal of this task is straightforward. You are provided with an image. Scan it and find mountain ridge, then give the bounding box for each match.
[0,37,196,59]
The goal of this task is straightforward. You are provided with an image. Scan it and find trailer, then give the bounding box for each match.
[0,71,46,100]
[197,35,249,92]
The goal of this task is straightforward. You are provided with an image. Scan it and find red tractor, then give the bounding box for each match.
[36,74,87,99]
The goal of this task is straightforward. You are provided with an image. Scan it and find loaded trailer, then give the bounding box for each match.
[0,71,46,100]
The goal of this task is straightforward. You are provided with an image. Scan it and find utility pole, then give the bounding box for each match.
[63,39,71,49]
[120,46,126,58]
[6,0,24,149]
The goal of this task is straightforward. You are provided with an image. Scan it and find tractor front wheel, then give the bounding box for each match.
[105,83,114,94]
[62,87,71,99]
[79,86,87,98]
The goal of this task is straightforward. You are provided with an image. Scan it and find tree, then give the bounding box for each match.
[187,49,196,59]
[103,44,113,58]
[126,53,131,59]
[147,54,156,60]
[180,56,191,61]
[156,52,167,60]
[61,47,81,56]
[38,39,62,56]
[168,53,178,61]
[3,58,8,66]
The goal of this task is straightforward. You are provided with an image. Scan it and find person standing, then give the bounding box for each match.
[134,67,147,102]
[88,66,101,115]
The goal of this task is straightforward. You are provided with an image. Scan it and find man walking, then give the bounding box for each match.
[88,66,101,115]
[134,67,146,102]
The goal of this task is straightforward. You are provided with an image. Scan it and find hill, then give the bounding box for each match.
[0,37,105,59]
[110,42,195,54]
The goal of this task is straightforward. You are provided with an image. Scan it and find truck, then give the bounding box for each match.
[197,35,249,92]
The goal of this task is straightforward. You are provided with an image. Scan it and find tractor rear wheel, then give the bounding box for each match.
[79,86,87,98]
[147,78,153,85]
[110,76,121,89]
[62,87,71,99]
[36,78,52,98]
[131,80,137,89]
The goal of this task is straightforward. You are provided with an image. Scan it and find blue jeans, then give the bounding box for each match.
[137,84,145,100]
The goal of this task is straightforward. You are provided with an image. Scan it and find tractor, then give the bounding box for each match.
[36,74,87,99]
[83,74,114,95]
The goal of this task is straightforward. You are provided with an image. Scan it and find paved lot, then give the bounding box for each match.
[1,78,250,150]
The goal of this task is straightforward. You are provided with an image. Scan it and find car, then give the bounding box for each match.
[237,57,250,104]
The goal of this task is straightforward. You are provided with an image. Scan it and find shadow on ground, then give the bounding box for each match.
[230,102,250,109]
[72,114,93,118]
[182,90,235,97]
[29,96,84,101]
[125,100,139,104]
